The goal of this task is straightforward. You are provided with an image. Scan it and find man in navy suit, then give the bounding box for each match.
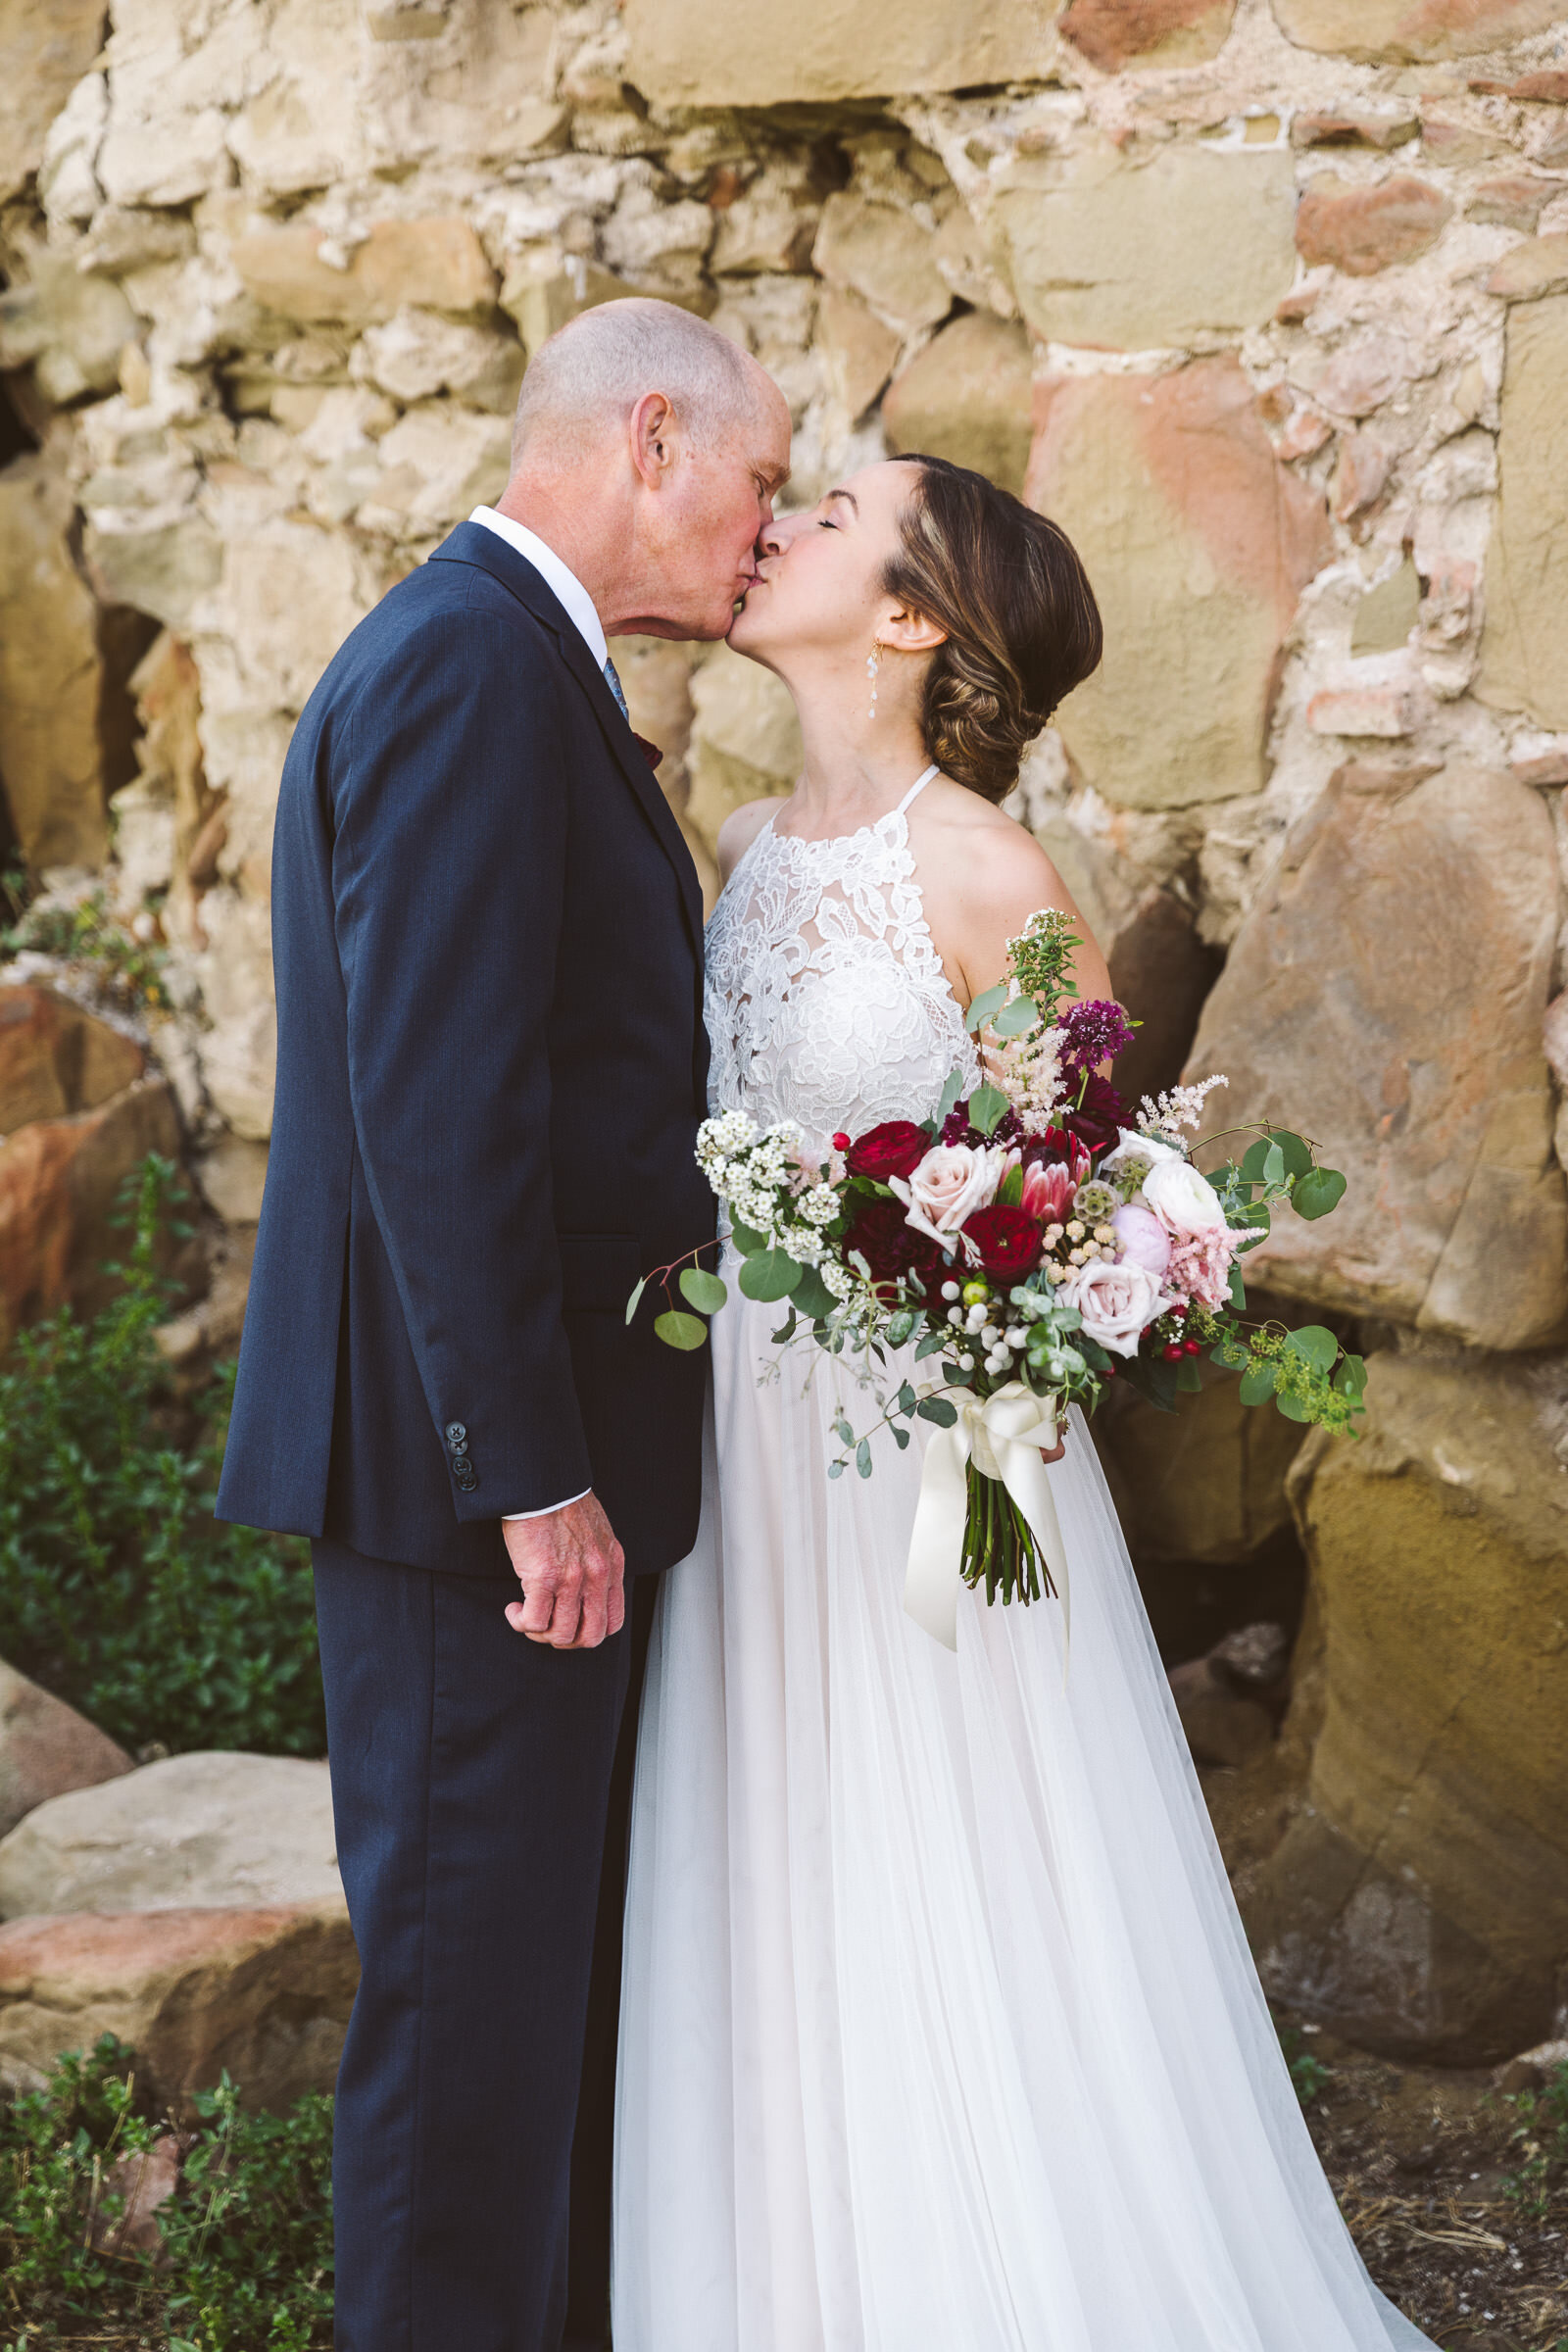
[218,299,791,2352]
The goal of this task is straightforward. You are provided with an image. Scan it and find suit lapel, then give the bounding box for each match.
[428,522,706,953]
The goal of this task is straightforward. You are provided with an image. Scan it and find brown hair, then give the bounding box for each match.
[881,454,1102,804]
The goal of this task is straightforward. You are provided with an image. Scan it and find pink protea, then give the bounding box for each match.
[1021,1157,1077,1224]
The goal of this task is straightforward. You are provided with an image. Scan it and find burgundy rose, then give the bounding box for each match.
[844,1119,930,1184]
[959,1204,1044,1283]
[843,1195,947,1297]
[1060,1071,1128,1155]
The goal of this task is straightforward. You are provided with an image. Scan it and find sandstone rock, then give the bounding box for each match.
[812,194,953,336]
[1242,1347,1568,2063]
[0,452,114,871]
[91,2133,180,2256]
[1186,761,1568,1350]
[1486,233,1568,303]
[1297,175,1452,275]
[1060,0,1236,70]
[358,405,512,539]
[0,1751,341,1921]
[1292,104,1420,150]
[1271,0,1564,63]
[1479,294,1568,733]
[0,1077,184,1352]
[0,1661,132,1843]
[1092,1360,1306,1565]
[1025,356,1331,810]
[1169,1655,1277,1768]
[623,0,1060,108]
[0,242,138,409]
[1472,69,1568,100]
[1350,557,1421,655]
[1494,2036,1568,2095]
[0,1905,357,2117]
[193,1132,270,1225]
[1467,174,1564,231]
[0,984,144,1130]
[352,307,525,414]
[1304,676,1419,736]
[230,215,496,329]
[882,313,1034,498]
[0,0,105,204]
[814,289,903,422]
[995,143,1297,349]
[685,647,802,851]
[710,161,823,277]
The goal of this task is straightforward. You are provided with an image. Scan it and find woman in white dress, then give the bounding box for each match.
[612,455,1436,2352]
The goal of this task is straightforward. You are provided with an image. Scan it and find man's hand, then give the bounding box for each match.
[503,1492,625,1650]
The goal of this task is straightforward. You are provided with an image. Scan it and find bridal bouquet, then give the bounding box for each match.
[631,909,1363,1648]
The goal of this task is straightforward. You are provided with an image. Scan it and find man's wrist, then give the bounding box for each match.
[502,1488,591,1523]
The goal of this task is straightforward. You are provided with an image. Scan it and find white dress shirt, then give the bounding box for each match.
[468,507,602,1524]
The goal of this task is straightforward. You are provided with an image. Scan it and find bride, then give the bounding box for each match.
[612,453,1435,2352]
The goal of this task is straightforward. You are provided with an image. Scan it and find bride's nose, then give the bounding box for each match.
[758,512,807,558]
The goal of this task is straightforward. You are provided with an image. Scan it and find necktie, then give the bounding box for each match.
[603,656,629,721]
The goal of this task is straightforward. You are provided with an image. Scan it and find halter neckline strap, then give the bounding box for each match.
[897,763,940,815]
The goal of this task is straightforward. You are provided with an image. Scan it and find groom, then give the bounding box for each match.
[218,300,790,2350]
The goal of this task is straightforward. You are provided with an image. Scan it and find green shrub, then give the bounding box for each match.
[1,883,171,1012]
[0,2034,333,2349]
[0,1157,323,1758]
[1503,2059,1568,2226]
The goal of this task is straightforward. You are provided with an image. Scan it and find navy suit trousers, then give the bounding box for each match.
[314,1540,649,2352]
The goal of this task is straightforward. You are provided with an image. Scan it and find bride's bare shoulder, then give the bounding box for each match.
[715,796,782,886]
[916,776,1068,909]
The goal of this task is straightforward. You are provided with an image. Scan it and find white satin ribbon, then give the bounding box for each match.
[904,1382,1070,1666]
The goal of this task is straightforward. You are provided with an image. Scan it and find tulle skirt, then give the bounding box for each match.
[612,1287,1435,2352]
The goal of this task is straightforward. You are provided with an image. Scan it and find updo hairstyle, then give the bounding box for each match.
[881,454,1103,805]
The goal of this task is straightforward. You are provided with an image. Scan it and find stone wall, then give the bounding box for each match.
[2,0,1567,2058]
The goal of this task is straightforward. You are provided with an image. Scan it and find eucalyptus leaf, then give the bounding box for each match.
[1238,1360,1281,1406]
[1334,1352,1368,1398]
[827,1458,845,1480]
[679,1266,728,1315]
[892,1424,910,1449]
[771,1310,800,1345]
[728,1215,766,1254]
[833,1414,854,1445]
[1175,1356,1203,1393]
[1241,1131,1312,1184]
[856,1438,873,1479]
[964,982,1007,1036]
[935,1066,966,1125]
[791,1265,839,1320]
[738,1248,804,1302]
[624,1274,647,1328]
[1275,1389,1315,1424]
[1228,1262,1248,1311]
[917,1396,958,1426]
[992,994,1040,1038]
[1293,1166,1348,1221]
[1284,1324,1339,1374]
[898,1381,917,1415]
[654,1309,708,1351]
[915,1329,949,1360]
[998,1162,1024,1208]
[1262,1141,1287,1189]
[966,1082,1010,1137]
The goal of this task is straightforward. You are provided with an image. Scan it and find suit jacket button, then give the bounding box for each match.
[449,1437,468,1457]
[445,1422,466,1445]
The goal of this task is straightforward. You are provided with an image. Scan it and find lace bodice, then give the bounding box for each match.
[704,766,979,1151]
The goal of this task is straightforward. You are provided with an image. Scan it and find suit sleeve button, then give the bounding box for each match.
[445,1422,466,1445]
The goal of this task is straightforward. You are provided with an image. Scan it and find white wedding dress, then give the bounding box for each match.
[612,769,1434,2352]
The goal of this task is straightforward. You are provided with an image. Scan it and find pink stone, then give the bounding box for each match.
[1297,175,1452,274]
[1307,681,1419,737]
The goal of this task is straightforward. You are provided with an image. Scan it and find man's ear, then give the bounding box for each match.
[881,602,948,657]
[629,391,678,490]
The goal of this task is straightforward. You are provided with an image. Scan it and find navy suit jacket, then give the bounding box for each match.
[217,521,713,1577]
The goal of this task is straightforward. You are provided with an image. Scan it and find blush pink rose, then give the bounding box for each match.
[1141,1153,1229,1242]
[889,1143,1005,1250]
[1111,1201,1172,1277]
[1061,1256,1167,1358]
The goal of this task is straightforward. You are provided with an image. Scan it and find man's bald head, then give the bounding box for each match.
[510,297,776,469]
[497,295,791,643]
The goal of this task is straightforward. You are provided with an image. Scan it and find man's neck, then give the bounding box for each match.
[495,477,633,633]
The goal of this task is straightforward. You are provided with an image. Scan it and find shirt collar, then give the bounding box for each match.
[466,508,608,671]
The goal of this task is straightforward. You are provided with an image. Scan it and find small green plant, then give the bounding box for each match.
[2,883,170,1010]
[0,2035,333,2349]
[1501,2058,1568,2226]
[1279,2024,1335,2107]
[0,1156,324,1758]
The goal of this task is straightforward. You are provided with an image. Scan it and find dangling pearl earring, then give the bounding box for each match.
[866,642,881,720]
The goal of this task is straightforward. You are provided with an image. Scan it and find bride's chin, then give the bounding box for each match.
[727,601,769,655]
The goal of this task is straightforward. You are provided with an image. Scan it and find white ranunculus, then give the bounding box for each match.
[1098,1126,1183,1186]
[1061,1257,1167,1358]
[1141,1152,1229,1241]
[889,1144,1005,1250]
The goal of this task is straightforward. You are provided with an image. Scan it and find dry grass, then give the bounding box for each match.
[1305,2040,1567,2352]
